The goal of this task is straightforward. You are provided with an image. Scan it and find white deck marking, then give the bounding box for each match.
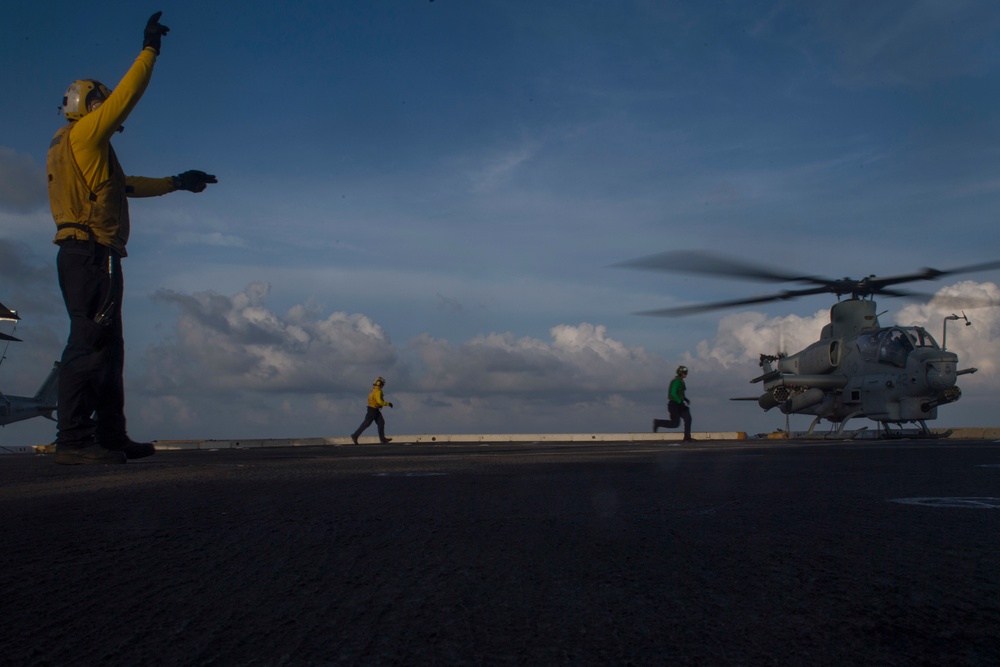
[889,497,1000,508]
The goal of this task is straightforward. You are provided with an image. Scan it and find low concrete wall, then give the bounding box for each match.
[153,432,747,450]
[12,428,998,455]
[948,427,1000,439]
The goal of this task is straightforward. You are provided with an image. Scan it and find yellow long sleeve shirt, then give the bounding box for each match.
[47,47,176,255]
[367,387,390,409]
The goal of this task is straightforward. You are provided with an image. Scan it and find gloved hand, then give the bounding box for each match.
[387,403,394,408]
[173,170,218,193]
[143,12,170,54]
[684,399,690,406]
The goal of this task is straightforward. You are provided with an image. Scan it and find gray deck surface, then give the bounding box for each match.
[2,438,999,666]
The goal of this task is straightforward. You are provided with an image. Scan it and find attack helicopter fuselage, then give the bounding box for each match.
[620,250,999,434]
[753,299,968,425]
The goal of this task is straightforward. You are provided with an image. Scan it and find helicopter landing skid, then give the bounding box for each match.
[798,414,868,440]
[878,420,952,440]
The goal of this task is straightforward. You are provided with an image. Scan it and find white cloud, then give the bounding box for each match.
[10,279,993,444]
[692,309,830,368]
[143,283,400,394]
[896,281,1000,381]
[128,284,678,438]
[409,322,670,395]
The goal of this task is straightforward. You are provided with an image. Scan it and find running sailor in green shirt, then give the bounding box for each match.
[653,366,693,441]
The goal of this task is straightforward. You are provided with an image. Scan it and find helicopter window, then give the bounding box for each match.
[904,327,939,349]
[856,333,880,362]
[878,328,913,368]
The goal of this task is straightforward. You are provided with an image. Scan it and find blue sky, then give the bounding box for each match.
[3,1,1000,443]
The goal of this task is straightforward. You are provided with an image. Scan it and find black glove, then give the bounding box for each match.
[684,399,690,406]
[143,11,170,54]
[387,403,394,408]
[173,170,218,193]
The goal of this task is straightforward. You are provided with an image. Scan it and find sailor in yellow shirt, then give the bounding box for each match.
[47,12,217,465]
[351,377,394,444]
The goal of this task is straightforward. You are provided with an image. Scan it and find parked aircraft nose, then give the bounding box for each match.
[925,360,956,391]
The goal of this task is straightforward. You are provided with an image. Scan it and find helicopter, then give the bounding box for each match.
[618,251,1000,437]
[0,302,59,428]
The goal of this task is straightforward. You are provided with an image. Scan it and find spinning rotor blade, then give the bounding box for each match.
[866,259,1000,291]
[620,249,1000,316]
[875,287,926,298]
[636,286,833,317]
[639,286,1000,317]
[614,251,827,286]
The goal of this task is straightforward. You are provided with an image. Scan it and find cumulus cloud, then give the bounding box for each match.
[130,284,679,437]
[692,309,830,368]
[0,147,47,214]
[123,280,1000,440]
[144,284,671,399]
[409,323,671,395]
[144,282,400,394]
[895,281,1000,380]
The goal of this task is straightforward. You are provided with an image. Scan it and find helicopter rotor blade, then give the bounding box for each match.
[620,249,1000,315]
[635,286,834,317]
[875,287,926,298]
[866,260,1000,291]
[614,251,829,286]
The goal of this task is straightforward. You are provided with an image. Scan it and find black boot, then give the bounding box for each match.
[55,443,127,465]
[99,436,156,460]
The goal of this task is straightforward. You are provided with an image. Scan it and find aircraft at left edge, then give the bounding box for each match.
[0,301,59,427]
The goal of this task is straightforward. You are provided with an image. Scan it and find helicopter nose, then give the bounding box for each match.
[925,360,956,391]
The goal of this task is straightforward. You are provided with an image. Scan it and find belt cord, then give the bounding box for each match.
[93,253,116,327]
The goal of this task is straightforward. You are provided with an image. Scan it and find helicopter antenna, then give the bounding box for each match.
[0,322,16,370]
[942,312,972,351]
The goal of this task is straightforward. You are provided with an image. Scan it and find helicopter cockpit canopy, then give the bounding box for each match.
[857,327,939,368]
[879,329,913,368]
[903,327,939,349]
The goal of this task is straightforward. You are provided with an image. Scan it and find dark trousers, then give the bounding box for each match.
[654,402,691,439]
[56,241,126,447]
[352,407,387,441]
